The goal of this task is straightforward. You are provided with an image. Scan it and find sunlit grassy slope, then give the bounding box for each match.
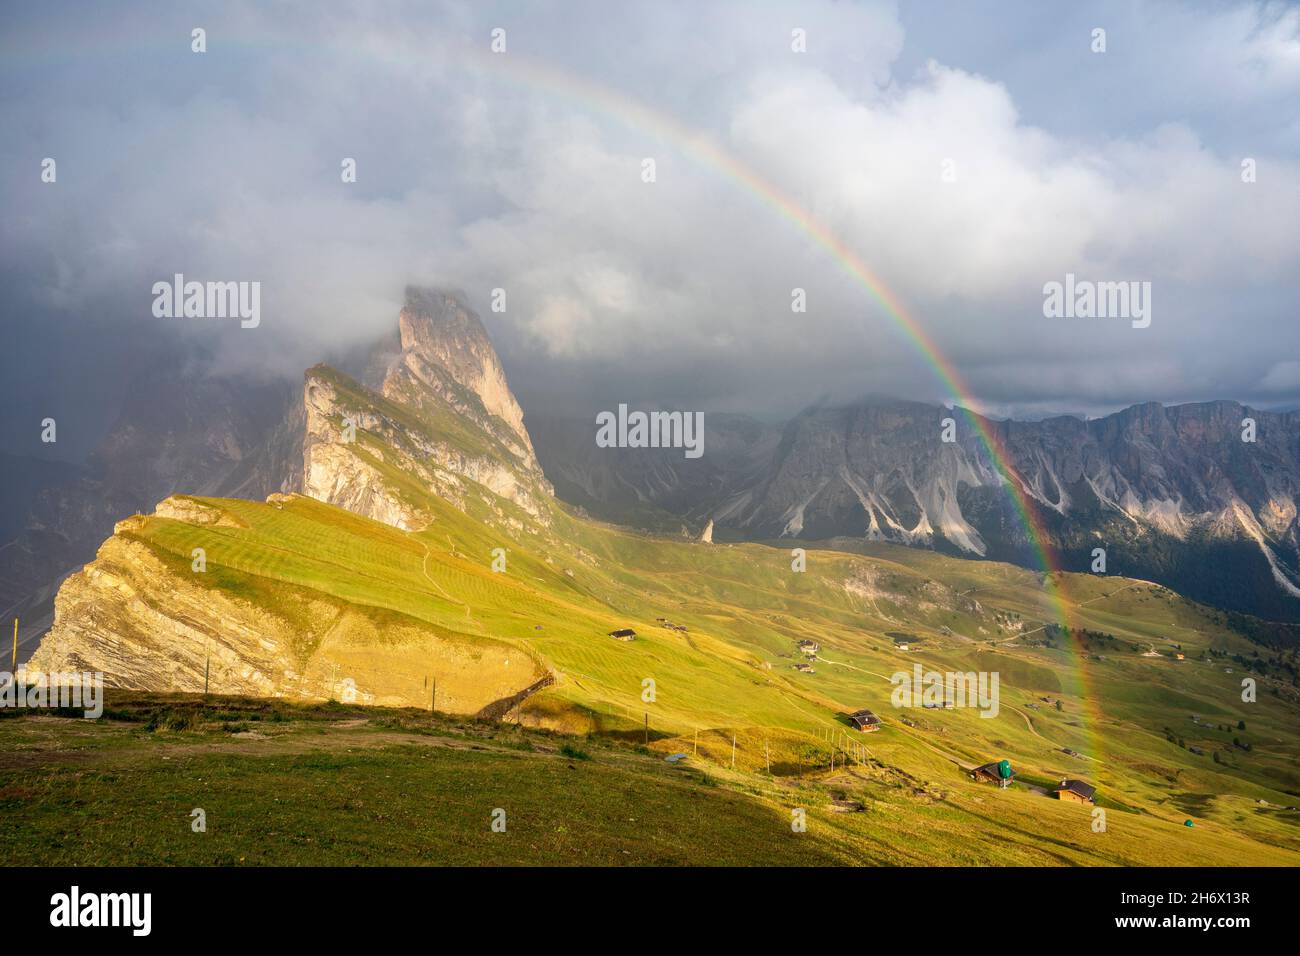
[3,693,1295,866]
[86,478,1300,866]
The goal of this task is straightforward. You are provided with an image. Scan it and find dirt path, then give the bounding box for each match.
[995,582,1145,645]
[417,539,473,617]
[1009,705,1044,740]
[815,655,896,682]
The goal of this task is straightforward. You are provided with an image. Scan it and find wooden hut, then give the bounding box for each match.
[1055,779,1096,804]
[848,709,881,732]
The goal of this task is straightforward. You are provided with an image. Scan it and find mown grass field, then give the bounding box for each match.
[11,466,1300,865]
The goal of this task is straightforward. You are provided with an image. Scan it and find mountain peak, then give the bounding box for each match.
[300,288,551,533]
[394,287,532,455]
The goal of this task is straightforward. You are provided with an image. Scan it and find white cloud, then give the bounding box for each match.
[2,0,1298,428]
[1261,360,1300,392]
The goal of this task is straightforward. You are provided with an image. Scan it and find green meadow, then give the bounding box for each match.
[7,479,1299,865]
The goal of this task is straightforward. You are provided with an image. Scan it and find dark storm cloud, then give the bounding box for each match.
[2,0,1298,458]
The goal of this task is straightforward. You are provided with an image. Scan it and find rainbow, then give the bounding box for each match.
[462,48,1102,753]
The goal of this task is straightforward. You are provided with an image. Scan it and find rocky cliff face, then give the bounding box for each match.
[722,401,993,550]
[301,288,552,529]
[390,288,538,467]
[9,289,548,662]
[27,286,561,703]
[28,512,307,696]
[531,398,1300,620]
[26,496,544,709]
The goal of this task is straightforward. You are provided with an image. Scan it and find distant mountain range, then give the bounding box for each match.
[3,290,1298,656]
[530,399,1300,621]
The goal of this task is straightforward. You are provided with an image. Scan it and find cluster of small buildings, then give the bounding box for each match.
[608,618,693,642]
[968,759,1097,805]
[796,639,819,658]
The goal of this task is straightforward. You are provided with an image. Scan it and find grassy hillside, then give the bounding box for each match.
[19,474,1299,865]
[3,693,1296,866]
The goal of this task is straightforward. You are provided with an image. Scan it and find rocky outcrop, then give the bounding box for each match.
[301,365,551,526]
[301,373,432,531]
[26,524,310,696]
[27,285,566,701]
[25,497,547,711]
[301,289,552,530]
[390,288,539,469]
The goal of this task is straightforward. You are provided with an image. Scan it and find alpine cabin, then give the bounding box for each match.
[971,760,1015,788]
[848,709,881,732]
[1055,779,1096,804]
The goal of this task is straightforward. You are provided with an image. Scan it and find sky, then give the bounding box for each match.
[2,0,1299,461]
